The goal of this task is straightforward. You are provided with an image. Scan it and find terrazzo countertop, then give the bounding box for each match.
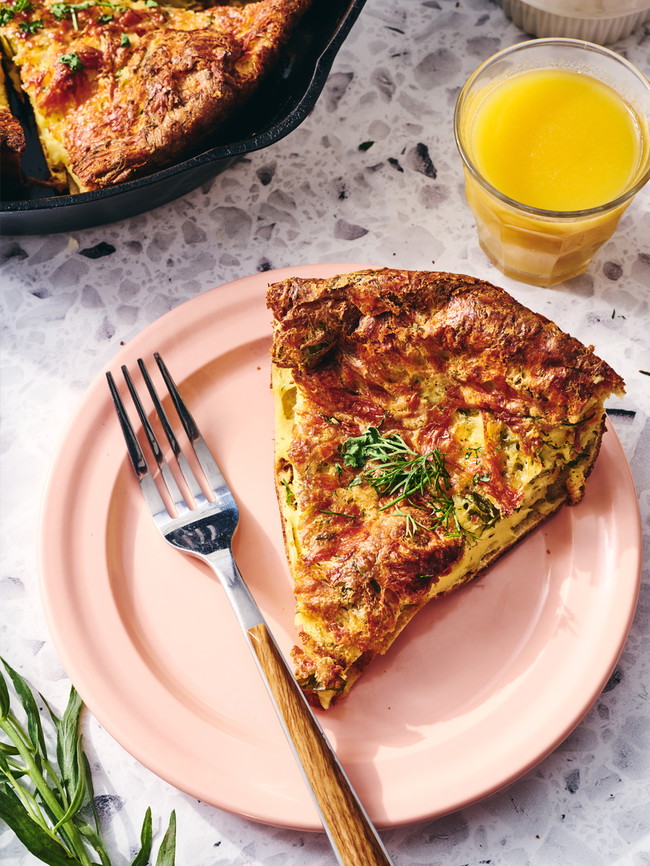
[1,1,649,863]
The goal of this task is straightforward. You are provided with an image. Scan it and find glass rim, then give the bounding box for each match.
[453,37,650,220]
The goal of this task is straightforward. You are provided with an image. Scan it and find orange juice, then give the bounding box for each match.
[470,69,643,212]
[455,40,650,287]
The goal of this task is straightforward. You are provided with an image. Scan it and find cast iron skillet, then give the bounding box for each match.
[1,0,367,235]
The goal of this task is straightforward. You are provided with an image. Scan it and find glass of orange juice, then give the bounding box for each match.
[454,38,650,287]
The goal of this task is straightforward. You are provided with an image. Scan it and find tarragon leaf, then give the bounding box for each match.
[129,807,153,866]
[0,665,10,720]
[155,810,176,866]
[2,659,47,757]
[55,687,84,801]
[0,788,78,866]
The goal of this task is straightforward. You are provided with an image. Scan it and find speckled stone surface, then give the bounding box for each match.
[1,1,649,863]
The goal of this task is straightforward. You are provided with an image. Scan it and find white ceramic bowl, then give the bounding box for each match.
[497,0,650,43]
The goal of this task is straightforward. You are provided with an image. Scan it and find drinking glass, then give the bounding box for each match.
[454,38,650,287]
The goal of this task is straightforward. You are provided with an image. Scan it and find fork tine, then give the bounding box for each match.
[106,371,169,519]
[154,352,230,498]
[121,364,188,512]
[154,352,200,444]
[106,371,147,480]
[137,357,206,504]
[137,358,181,459]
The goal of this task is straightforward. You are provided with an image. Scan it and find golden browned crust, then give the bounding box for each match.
[0,107,23,151]
[268,267,624,424]
[0,0,311,191]
[267,268,625,708]
[0,64,26,196]
[0,105,25,193]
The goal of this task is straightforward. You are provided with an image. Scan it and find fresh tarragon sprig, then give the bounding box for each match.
[342,427,463,537]
[0,657,176,866]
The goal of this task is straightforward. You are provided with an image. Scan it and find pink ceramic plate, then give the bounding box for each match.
[39,264,642,830]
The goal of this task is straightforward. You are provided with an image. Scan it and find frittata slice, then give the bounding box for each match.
[0,0,311,192]
[267,268,625,709]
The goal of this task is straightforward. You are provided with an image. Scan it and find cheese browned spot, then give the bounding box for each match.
[0,0,311,192]
[267,268,625,709]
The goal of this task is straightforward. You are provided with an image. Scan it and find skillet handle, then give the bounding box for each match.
[247,623,394,866]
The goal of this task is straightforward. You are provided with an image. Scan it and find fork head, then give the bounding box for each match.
[106,353,239,558]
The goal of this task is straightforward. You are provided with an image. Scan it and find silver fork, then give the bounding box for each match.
[106,353,394,866]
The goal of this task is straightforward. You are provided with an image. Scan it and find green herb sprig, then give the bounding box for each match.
[19,17,43,31]
[342,427,463,536]
[59,51,83,71]
[51,0,95,28]
[50,0,126,29]
[0,0,33,25]
[0,658,176,866]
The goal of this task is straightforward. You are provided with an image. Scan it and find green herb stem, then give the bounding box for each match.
[319,509,356,519]
[1,761,49,829]
[0,713,93,864]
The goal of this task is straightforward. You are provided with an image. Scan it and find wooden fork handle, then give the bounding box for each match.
[247,623,393,866]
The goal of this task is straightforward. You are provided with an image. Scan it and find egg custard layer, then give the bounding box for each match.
[267,268,625,709]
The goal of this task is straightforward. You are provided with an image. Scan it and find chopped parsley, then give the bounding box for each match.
[19,17,43,30]
[59,51,83,71]
[464,445,483,461]
[51,0,127,28]
[51,0,94,17]
[0,0,33,24]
